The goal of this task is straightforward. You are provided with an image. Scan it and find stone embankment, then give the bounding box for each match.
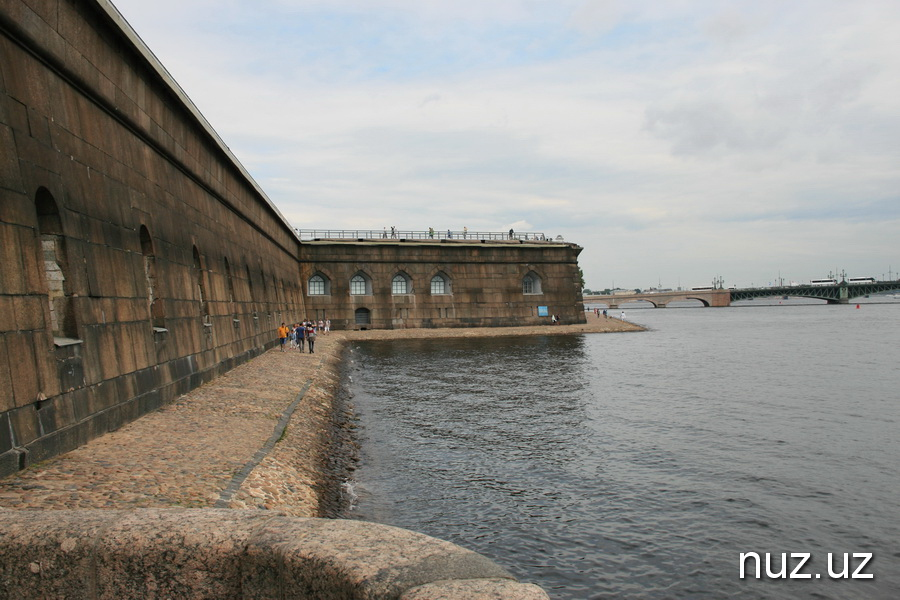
[0,317,641,598]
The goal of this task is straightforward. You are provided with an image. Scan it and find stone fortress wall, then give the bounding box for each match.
[0,0,306,477]
[0,2,582,595]
[302,239,585,331]
[1,0,585,478]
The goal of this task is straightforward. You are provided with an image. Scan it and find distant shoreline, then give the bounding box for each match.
[338,316,645,343]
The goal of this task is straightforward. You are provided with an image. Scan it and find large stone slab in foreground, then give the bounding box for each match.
[0,508,549,599]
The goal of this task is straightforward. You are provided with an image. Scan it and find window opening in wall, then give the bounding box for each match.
[193,246,210,324]
[36,188,78,340]
[355,307,372,325]
[224,257,237,323]
[246,265,258,320]
[308,274,329,295]
[431,273,450,295]
[140,225,165,329]
[350,273,370,295]
[523,272,543,295]
[392,273,410,295]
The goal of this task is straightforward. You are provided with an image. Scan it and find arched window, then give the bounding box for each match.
[36,188,77,339]
[224,256,237,324]
[193,246,210,323]
[430,272,451,295]
[308,273,330,295]
[523,271,543,295]
[350,272,372,295]
[392,272,412,295]
[140,225,165,329]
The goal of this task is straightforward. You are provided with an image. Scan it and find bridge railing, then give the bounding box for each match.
[295,228,557,242]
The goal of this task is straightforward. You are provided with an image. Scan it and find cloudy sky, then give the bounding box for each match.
[109,0,899,291]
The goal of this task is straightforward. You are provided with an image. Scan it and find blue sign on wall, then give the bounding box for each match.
[537,306,549,317]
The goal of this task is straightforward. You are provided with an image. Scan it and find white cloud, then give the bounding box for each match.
[110,0,900,288]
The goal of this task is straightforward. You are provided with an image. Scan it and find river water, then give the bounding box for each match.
[342,299,900,599]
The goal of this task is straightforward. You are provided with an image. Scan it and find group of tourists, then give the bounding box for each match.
[277,319,330,353]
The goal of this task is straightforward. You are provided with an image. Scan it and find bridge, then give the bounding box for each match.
[585,280,900,308]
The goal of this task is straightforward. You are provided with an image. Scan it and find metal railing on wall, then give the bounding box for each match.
[295,229,559,242]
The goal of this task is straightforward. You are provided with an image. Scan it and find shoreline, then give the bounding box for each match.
[0,318,643,517]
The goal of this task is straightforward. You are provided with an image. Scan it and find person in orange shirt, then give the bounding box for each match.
[278,323,290,352]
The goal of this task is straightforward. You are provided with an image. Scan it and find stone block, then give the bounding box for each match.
[25,428,60,464]
[0,509,114,598]
[114,324,138,375]
[90,510,265,599]
[0,223,26,295]
[400,579,550,600]
[8,403,38,447]
[0,188,33,232]
[78,324,102,385]
[0,124,24,194]
[137,389,162,415]
[3,40,52,116]
[95,326,120,381]
[0,339,14,413]
[242,518,512,599]
[12,295,45,332]
[113,373,136,407]
[80,243,107,298]
[0,412,11,453]
[70,386,90,422]
[133,364,159,397]
[106,397,138,432]
[89,379,118,415]
[26,106,51,146]
[36,397,57,435]
[6,331,39,408]
[0,296,15,333]
[0,449,20,478]
[18,232,46,298]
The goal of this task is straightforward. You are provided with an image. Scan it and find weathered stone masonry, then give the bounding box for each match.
[1,0,585,478]
[302,239,586,330]
[1,0,305,477]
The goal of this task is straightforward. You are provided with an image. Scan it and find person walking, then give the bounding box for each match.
[306,323,317,353]
[296,322,305,351]
[277,322,290,352]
